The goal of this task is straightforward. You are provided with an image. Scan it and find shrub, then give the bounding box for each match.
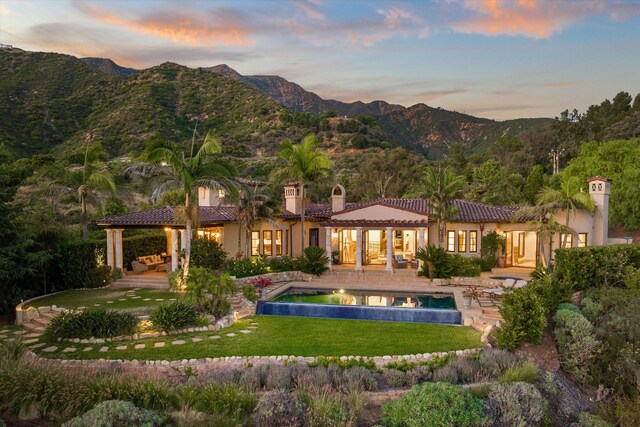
[308,356,376,371]
[481,231,506,258]
[184,268,236,316]
[478,348,519,379]
[555,245,640,291]
[339,366,378,392]
[553,308,601,382]
[416,245,480,278]
[63,400,169,427]
[446,357,479,383]
[539,371,558,396]
[433,364,459,384]
[189,383,256,419]
[190,238,227,271]
[59,241,111,289]
[241,284,257,302]
[499,361,539,384]
[46,308,137,340]
[304,385,351,427]
[301,246,330,276]
[485,382,548,427]
[580,297,601,323]
[149,301,198,332]
[575,412,614,427]
[380,383,488,427]
[253,390,307,427]
[405,365,432,386]
[227,257,268,278]
[558,302,581,313]
[264,365,293,390]
[122,234,166,271]
[268,256,302,272]
[495,285,548,350]
[168,269,186,291]
[382,369,406,387]
[614,396,640,427]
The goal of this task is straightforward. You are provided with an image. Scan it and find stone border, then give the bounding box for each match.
[234,271,315,285]
[26,347,481,376]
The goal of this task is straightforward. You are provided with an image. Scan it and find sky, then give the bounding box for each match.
[1,0,640,120]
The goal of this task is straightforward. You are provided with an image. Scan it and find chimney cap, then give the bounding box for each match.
[587,176,609,183]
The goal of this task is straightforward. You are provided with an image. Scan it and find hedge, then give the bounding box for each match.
[59,241,110,289]
[555,244,640,290]
[190,238,227,271]
[122,234,167,270]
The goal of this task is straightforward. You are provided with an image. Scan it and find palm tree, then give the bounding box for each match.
[277,134,332,254]
[420,165,465,248]
[514,206,571,268]
[127,128,236,278]
[44,142,116,241]
[536,174,595,248]
[235,184,276,258]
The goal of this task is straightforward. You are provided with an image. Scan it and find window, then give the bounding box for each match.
[518,233,525,258]
[309,228,320,247]
[469,231,477,253]
[447,231,455,252]
[263,231,273,256]
[285,230,289,255]
[458,230,467,252]
[577,233,588,248]
[251,231,260,256]
[275,230,283,256]
[560,233,573,248]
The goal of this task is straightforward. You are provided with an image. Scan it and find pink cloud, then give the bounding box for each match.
[296,1,325,20]
[73,1,250,46]
[451,0,606,38]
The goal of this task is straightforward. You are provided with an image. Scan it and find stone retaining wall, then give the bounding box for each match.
[26,348,480,377]
[235,271,314,285]
[430,276,503,287]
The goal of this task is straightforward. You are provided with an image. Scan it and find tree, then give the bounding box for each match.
[465,159,524,205]
[536,173,595,248]
[44,143,116,240]
[350,148,420,200]
[277,134,332,254]
[524,165,546,205]
[127,129,236,279]
[235,184,276,258]
[419,166,465,248]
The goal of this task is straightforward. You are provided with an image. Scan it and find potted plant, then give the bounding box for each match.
[481,231,506,268]
[462,286,478,309]
[331,250,340,265]
[249,276,273,300]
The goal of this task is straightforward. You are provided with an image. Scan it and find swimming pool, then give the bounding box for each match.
[257,288,461,325]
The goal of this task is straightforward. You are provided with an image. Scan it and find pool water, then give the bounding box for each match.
[271,288,456,310]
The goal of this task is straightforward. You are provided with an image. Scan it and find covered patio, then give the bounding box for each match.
[321,219,428,271]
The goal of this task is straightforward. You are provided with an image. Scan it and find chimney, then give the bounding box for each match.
[332,184,346,212]
[587,176,610,246]
[284,182,303,214]
[198,187,226,207]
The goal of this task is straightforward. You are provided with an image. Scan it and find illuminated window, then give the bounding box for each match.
[285,230,289,255]
[469,231,477,252]
[275,230,282,256]
[560,233,573,248]
[195,227,221,242]
[251,231,260,256]
[218,189,225,198]
[447,231,455,252]
[263,231,273,256]
[577,233,587,248]
[458,230,467,252]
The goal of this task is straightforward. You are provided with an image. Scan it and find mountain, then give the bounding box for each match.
[80,57,137,77]
[1,50,551,160]
[207,64,405,116]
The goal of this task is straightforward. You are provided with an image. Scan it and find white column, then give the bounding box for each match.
[114,229,123,271]
[355,227,363,271]
[179,230,186,265]
[386,227,393,271]
[106,229,114,268]
[325,227,333,271]
[418,227,426,270]
[171,229,179,271]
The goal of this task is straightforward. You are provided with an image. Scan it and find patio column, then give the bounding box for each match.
[325,226,332,271]
[105,229,115,268]
[114,228,123,271]
[355,227,363,271]
[171,229,179,271]
[179,230,186,266]
[386,226,393,272]
[418,227,426,269]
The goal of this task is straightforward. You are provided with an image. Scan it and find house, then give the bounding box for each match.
[97,176,611,272]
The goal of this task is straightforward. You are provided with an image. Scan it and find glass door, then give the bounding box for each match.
[505,232,513,267]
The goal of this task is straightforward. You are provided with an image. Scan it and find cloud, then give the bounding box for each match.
[451,0,605,38]
[0,4,9,15]
[296,1,325,20]
[73,0,251,46]
[541,82,580,88]
[415,88,467,101]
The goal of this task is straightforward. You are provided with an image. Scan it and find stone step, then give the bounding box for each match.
[24,322,47,332]
[479,317,501,326]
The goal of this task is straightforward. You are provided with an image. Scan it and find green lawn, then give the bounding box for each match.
[24,288,178,314]
[43,315,482,361]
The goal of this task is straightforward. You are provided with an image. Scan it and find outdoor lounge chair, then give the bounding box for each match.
[392,255,408,269]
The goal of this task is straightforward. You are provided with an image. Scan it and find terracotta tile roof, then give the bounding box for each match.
[96,206,238,227]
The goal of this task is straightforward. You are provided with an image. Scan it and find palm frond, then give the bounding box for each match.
[86,171,116,193]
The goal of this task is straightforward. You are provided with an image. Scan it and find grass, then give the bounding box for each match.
[42,315,482,361]
[24,288,178,314]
